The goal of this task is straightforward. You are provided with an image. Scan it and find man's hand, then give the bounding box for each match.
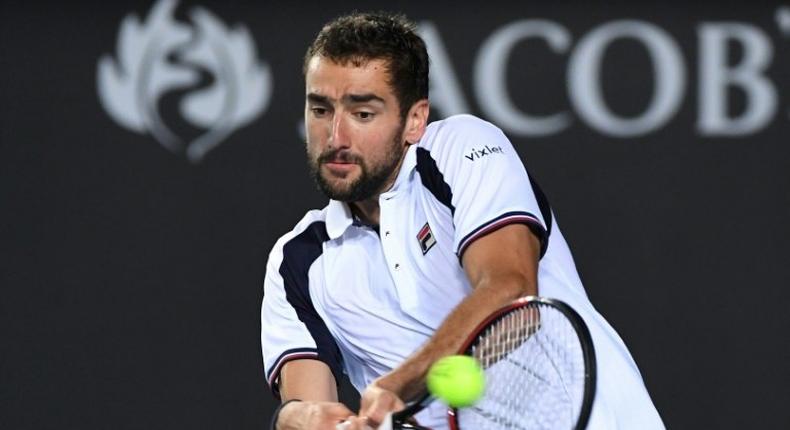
[276,400,355,430]
[357,379,407,427]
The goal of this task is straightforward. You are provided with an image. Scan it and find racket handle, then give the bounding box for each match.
[389,392,434,430]
[392,423,432,430]
[334,411,431,430]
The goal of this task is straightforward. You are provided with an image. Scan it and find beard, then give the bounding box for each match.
[308,124,405,202]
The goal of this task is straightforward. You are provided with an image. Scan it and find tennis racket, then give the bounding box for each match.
[386,296,597,430]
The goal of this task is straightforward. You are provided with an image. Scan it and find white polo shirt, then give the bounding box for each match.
[261,114,664,429]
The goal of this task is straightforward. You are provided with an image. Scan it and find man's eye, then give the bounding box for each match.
[356,112,374,120]
[311,107,328,116]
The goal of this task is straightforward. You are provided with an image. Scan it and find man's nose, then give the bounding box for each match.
[329,114,351,149]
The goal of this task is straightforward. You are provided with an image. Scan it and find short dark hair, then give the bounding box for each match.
[304,12,429,118]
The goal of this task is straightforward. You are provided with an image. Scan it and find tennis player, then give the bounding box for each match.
[262,12,664,430]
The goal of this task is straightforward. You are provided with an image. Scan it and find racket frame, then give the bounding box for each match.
[392,296,596,430]
[449,296,596,430]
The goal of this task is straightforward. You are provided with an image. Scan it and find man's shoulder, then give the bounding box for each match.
[266,207,329,266]
[429,113,497,128]
[418,114,511,163]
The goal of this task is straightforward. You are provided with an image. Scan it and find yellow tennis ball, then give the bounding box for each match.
[426,355,485,408]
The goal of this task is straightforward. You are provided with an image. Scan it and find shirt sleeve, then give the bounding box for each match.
[260,224,344,399]
[420,115,551,259]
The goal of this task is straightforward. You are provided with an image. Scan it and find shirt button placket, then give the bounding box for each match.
[380,197,402,277]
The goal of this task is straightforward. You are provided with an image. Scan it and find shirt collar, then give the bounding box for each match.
[324,144,419,240]
[384,143,418,195]
[326,199,353,240]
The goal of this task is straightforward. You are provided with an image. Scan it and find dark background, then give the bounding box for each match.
[2,1,788,428]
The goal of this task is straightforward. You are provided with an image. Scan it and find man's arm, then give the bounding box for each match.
[280,360,338,401]
[358,223,541,424]
[275,360,363,430]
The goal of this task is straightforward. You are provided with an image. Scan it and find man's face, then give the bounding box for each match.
[304,56,407,202]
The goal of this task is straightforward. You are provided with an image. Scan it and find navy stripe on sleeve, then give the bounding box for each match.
[457,211,548,260]
[273,221,343,398]
[266,347,320,388]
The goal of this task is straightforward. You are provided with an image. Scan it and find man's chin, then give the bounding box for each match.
[322,189,360,202]
[318,176,359,201]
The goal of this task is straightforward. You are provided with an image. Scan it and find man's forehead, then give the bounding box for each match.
[306,54,390,72]
[305,56,394,101]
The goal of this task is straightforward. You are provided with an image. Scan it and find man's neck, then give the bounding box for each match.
[350,199,380,226]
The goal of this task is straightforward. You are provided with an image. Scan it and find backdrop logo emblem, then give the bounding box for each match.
[97,0,271,163]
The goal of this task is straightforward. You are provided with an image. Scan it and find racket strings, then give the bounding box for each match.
[460,303,586,429]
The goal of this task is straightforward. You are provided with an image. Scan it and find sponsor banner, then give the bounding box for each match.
[86,0,790,162]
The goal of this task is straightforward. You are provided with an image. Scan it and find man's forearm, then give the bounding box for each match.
[376,274,533,400]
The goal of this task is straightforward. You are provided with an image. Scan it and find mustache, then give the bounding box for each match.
[317,149,362,164]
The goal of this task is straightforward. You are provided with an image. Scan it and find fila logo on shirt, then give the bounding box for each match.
[417,223,437,255]
[464,145,504,162]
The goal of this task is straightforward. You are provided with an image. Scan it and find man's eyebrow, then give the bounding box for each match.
[307,93,330,104]
[343,93,385,104]
[306,93,385,105]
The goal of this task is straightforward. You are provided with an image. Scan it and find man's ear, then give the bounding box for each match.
[403,99,430,145]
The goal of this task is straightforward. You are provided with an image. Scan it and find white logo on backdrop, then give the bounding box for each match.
[97,0,271,162]
[422,10,787,138]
